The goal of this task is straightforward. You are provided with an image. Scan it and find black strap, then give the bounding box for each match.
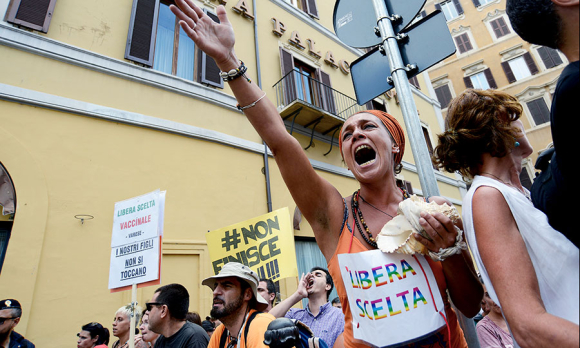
[219,311,261,348]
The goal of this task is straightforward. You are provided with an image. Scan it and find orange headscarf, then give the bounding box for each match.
[339,110,406,165]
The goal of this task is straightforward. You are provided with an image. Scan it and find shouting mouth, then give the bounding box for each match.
[355,145,376,167]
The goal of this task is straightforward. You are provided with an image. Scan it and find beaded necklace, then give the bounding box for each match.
[351,188,410,248]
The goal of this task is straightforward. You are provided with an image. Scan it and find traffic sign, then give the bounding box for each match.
[334,0,426,48]
[350,11,455,105]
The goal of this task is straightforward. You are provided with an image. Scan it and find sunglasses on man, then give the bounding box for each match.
[145,302,164,311]
[0,317,17,325]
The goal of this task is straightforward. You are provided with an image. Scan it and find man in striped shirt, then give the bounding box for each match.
[269,267,344,348]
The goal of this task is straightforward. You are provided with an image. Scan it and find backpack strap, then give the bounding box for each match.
[220,311,261,348]
[219,327,229,348]
[243,311,261,346]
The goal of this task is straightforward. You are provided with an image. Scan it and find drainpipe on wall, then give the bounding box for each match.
[252,0,273,213]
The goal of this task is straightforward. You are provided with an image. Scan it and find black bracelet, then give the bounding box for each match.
[219,61,251,82]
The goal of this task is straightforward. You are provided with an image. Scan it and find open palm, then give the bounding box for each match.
[170,0,237,69]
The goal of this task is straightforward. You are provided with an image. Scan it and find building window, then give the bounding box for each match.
[366,99,387,112]
[454,33,473,54]
[279,48,336,114]
[520,167,533,190]
[502,53,539,83]
[153,2,196,81]
[434,84,454,109]
[124,0,223,88]
[437,0,464,22]
[469,71,491,89]
[422,125,438,170]
[295,238,338,306]
[472,0,496,7]
[6,0,58,33]
[537,47,564,70]
[409,76,421,89]
[490,17,511,39]
[0,224,11,274]
[526,98,551,126]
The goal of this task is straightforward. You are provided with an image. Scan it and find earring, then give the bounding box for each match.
[515,141,521,148]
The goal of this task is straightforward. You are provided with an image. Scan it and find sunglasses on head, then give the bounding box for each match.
[145,302,164,311]
[0,317,17,325]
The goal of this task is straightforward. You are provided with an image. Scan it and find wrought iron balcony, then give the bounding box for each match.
[273,70,365,152]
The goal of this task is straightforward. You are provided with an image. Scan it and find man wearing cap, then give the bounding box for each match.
[202,262,274,348]
[146,284,209,348]
[0,299,35,348]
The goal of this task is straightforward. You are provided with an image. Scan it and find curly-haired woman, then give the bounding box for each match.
[433,89,579,348]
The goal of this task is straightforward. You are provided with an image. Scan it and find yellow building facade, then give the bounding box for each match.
[424,0,567,186]
[0,0,467,346]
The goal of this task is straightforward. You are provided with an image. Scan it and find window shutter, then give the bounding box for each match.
[455,33,472,54]
[198,10,224,88]
[484,68,498,89]
[523,52,539,75]
[502,61,516,83]
[409,76,420,89]
[6,0,58,33]
[538,47,563,69]
[435,85,453,109]
[318,70,336,115]
[471,0,481,7]
[125,0,160,67]
[435,3,442,11]
[548,48,563,67]
[453,0,464,15]
[527,99,550,125]
[280,47,297,106]
[463,76,474,89]
[302,0,319,18]
[491,18,510,38]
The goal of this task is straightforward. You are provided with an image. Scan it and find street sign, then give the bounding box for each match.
[350,11,455,105]
[334,0,426,48]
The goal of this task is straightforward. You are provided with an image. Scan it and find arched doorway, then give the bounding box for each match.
[0,162,16,274]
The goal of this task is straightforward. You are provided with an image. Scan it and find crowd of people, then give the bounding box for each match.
[3,0,577,347]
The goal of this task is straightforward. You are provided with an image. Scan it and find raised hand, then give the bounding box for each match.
[170,0,238,70]
[297,273,313,299]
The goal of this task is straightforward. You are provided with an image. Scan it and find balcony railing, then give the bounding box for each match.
[273,70,365,121]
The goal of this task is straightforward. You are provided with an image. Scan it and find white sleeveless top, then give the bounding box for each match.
[463,176,579,346]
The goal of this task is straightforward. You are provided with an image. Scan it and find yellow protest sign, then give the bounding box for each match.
[206,208,298,281]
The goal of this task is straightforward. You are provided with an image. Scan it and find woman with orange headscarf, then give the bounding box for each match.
[169,1,482,347]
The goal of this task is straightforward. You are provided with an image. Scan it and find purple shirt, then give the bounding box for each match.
[285,302,344,348]
[476,316,515,348]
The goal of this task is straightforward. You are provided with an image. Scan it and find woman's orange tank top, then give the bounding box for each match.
[327,205,468,348]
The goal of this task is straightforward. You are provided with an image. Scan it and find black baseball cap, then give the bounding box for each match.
[0,299,21,310]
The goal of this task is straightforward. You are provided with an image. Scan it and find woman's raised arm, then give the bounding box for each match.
[170,0,345,258]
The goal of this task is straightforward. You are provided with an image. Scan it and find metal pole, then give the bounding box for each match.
[371,0,440,198]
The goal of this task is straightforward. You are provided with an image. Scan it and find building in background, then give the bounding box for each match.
[0,0,466,346]
[425,0,567,188]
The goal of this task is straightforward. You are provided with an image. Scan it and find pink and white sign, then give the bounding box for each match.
[338,249,446,347]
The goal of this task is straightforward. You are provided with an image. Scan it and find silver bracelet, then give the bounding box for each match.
[427,225,468,262]
[237,92,267,111]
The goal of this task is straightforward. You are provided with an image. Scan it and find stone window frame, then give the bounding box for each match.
[515,80,558,129]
